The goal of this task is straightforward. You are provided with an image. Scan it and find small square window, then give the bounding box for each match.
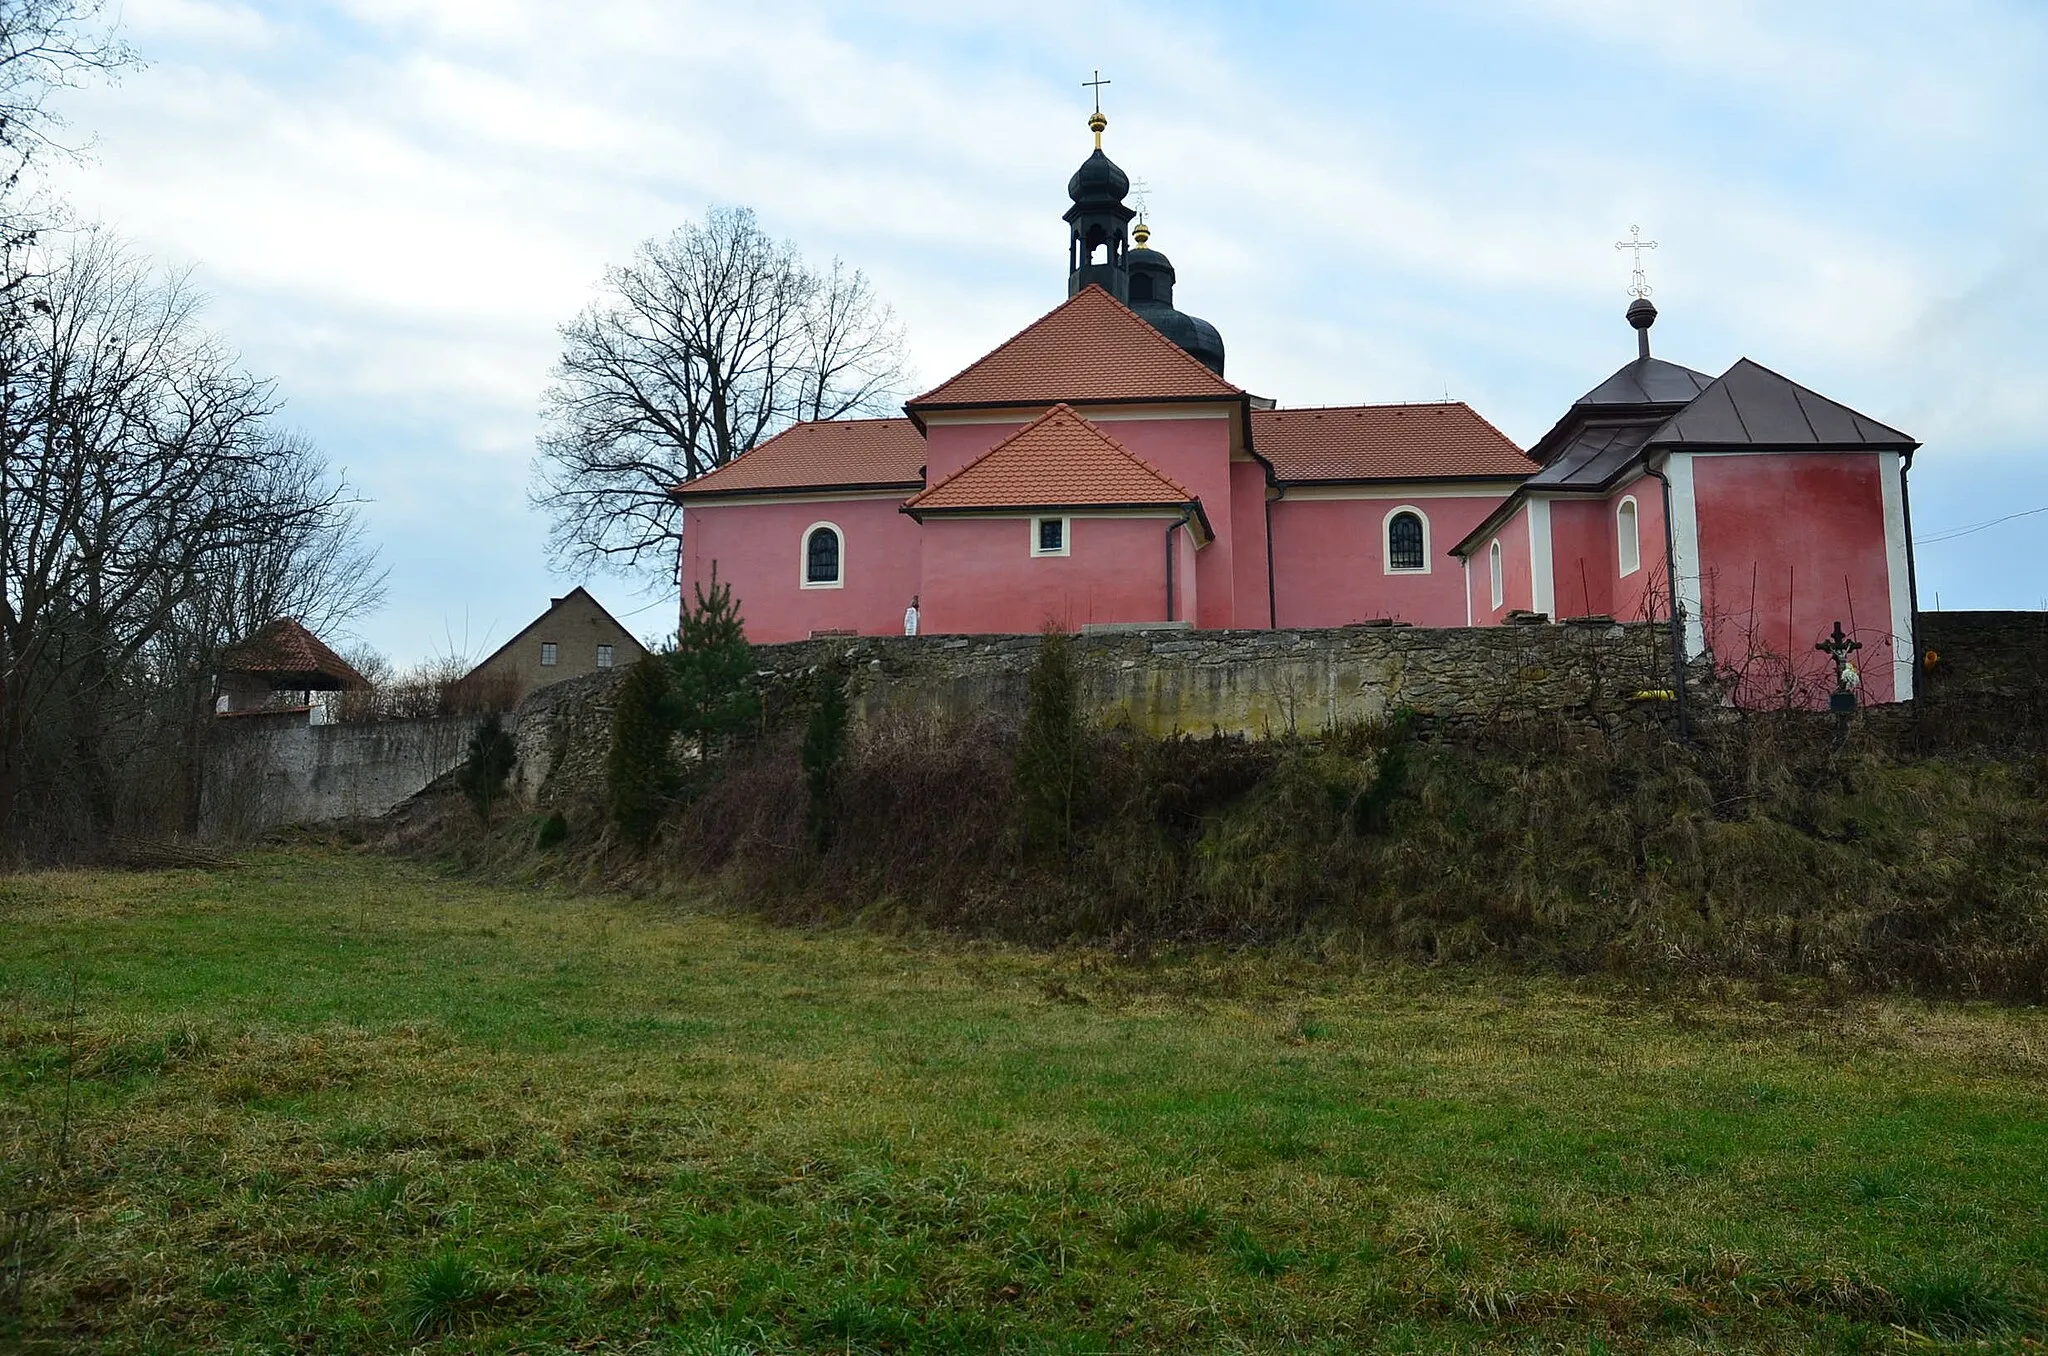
[540,642,558,667]
[596,644,614,668]
[1032,517,1069,556]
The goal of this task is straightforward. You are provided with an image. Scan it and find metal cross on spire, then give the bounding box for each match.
[1615,224,1658,298]
[1083,69,1112,116]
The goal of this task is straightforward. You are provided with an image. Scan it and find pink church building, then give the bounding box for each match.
[675,114,1922,704]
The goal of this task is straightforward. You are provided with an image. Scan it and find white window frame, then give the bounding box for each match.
[1382,505,1431,575]
[800,521,845,589]
[539,641,558,667]
[1030,515,1071,558]
[1488,539,1504,610]
[596,644,614,669]
[1616,495,1642,578]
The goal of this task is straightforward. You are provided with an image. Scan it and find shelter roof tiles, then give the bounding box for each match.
[221,619,370,691]
[671,418,926,498]
[910,285,1242,409]
[905,403,1197,513]
[1253,402,1534,482]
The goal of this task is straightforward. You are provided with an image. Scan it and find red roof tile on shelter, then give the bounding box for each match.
[906,404,1197,513]
[221,619,370,690]
[910,285,1241,410]
[1253,403,1534,482]
[671,418,925,497]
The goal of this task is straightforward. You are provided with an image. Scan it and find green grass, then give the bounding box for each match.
[2,848,2045,1353]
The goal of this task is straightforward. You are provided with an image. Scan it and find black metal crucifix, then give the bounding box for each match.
[1083,70,1112,116]
[1615,224,1658,299]
[1815,620,1863,693]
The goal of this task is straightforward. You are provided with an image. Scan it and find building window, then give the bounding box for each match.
[802,522,843,588]
[540,642,558,667]
[596,644,614,668]
[1617,496,1641,577]
[1384,507,1429,573]
[1031,516,1070,557]
[1488,539,1504,609]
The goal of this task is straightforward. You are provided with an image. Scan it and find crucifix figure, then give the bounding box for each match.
[1615,224,1658,298]
[1816,621,1863,715]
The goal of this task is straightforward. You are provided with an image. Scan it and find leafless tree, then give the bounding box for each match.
[0,0,132,272]
[0,233,380,851]
[531,206,909,579]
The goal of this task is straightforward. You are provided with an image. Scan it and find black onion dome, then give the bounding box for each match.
[1133,299,1226,376]
[1067,148,1131,205]
[1127,246,1174,279]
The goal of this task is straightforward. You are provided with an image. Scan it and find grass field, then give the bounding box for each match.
[3,848,2045,1353]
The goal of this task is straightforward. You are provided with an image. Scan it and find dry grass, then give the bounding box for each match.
[3,848,2045,1352]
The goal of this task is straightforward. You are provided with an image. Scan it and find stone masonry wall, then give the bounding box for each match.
[514,620,1688,808]
[201,713,490,838]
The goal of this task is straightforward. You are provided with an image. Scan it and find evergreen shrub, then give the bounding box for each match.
[455,714,517,823]
[800,664,849,852]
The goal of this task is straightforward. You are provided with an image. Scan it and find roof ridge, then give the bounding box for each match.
[908,285,1241,407]
[906,402,1195,508]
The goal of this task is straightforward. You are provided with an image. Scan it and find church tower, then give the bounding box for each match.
[1065,109,1135,302]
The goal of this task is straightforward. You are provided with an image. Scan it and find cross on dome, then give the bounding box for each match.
[1083,69,1111,146]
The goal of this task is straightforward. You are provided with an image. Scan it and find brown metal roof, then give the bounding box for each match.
[905,403,1199,515]
[1254,402,1534,483]
[671,418,926,498]
[221,619,370,691]
[909,284,1242,410]
[1646,358,1915,449]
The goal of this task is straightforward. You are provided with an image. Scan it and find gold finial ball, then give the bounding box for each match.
[1088,110,1107,134]
[1133,221,1151,248]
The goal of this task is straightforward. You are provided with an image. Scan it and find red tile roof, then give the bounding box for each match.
[905,403,1197,514]
[221,619,370,690]
[910,285,1242,410]
[1254,402,1534,482]
[671,418,925,498]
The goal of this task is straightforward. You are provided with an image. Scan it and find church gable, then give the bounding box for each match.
[1647,358,1916,450]
[905,403,1202,522]
[908,285,1241,413]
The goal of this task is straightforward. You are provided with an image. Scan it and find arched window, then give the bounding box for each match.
[1488,539,1504,609]
[801,522,843,588]
[1384,507,1429,573]
[1616,496,1641,577]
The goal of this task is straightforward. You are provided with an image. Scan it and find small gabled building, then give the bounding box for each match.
[1450,300,1919,703]
[460,587,648,706]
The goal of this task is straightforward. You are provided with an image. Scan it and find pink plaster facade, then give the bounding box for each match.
[1546,479,1668,622]
[1272,491,1514,629]
[1692,452,1905,704]
[917,513,1189,635]
[679,495,922,643]
[1468,505,1535,624]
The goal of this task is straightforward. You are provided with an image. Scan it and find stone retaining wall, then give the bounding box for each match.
[513,620,1689,808]
[200,713,490,838]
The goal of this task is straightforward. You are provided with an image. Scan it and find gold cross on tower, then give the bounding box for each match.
[1615,224,1658,298]
[1083,69,1112,147]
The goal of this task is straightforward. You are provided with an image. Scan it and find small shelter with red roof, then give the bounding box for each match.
[217,618,370,720]
[672,107,1920,706]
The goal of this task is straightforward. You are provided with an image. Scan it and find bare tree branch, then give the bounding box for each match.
[530,206,910,580]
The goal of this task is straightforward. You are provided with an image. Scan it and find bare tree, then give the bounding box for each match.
[0,233,380,851]
[531,206,909,579]
[0,0,132,280]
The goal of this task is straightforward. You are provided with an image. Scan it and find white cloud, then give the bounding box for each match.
[34,0,2043,656]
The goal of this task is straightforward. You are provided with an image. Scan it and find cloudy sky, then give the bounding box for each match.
[44,0,2048,661]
